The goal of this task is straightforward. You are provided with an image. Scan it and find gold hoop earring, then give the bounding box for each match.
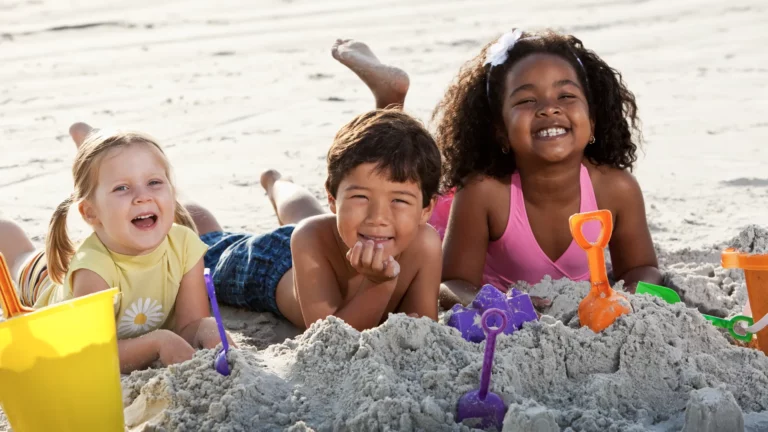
[589,136,596,145]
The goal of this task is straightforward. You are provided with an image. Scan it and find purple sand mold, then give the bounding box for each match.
[447,284,538,343]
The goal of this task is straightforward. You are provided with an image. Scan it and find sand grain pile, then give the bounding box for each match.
[122,275,768,432]
[729,225,768,255]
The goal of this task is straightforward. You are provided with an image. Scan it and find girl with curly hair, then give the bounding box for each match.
[433,29,662,307]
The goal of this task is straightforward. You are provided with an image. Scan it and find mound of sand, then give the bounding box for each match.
[3,229,767,432]
[729,225,768,255]
[120,267,768,431]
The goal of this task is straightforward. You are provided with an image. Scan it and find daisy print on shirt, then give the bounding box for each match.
[117,297,165,338]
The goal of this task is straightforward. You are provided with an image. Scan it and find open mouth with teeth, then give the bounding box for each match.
[132,213,158,229]
[357,233,394,245]
[534,126,569,139]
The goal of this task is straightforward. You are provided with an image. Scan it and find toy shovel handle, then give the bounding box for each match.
[703,314,754,342]
[727,315,754,342]
[204,269,230,353]
[569,210,613,293]
[0,253,33,319]
[479,308,507,400]
[569,210,613,250]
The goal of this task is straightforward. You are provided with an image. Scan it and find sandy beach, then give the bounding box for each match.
[2,0,767,430]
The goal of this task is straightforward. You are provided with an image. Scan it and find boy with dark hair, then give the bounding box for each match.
[65,41,443,332]
[192,109,442,331]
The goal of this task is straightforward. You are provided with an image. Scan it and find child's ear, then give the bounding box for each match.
[419,195,437,225]
[78,200,100,226]
[327,189,337,214]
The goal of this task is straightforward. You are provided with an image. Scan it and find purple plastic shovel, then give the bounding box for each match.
[204,268,231,376]
[456,308,508,430]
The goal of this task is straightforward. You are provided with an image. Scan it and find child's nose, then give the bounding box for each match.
[536,101,562,117]
[132,188,154,204]
[366,200,390,224]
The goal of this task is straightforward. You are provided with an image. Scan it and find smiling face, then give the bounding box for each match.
[499,53,593,166]
[79,142,175,256]
[329,163,434,258]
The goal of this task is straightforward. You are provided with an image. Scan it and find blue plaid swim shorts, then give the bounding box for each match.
[200,225,295,318]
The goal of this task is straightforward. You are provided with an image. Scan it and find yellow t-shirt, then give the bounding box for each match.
[34,224,208,339]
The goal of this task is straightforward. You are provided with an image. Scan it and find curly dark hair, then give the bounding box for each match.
[433,29,640,190]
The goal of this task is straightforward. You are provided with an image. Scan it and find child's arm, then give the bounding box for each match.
[173,257,235,349]
[117,330,194,373]
[71,269,194,373]
[440,179,493,308]
[395,226,441,320]
[292,222,400,332]
[605,172,663,292]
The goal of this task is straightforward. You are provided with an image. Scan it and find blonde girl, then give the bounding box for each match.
[0,128,231,373]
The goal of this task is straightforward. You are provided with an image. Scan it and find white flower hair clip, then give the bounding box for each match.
[484,29,541,103]
[485,29,540,67]
[484,29,524,67]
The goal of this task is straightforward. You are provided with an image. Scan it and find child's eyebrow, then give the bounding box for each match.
[392,190,418,199]
[106,171,166,185]
[555,79,581,89]
[510,79,582,97]
[509,83,535,97]
[344,185,370,192]
[345,185,418,199]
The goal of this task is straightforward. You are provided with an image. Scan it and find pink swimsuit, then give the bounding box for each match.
[430,164,601,291]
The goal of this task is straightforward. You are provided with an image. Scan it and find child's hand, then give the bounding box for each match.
[346,240,400,285]
[152,330,195,366]
[195,317,238,350]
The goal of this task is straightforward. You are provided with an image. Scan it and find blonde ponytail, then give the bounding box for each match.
[174,199,198,234]
[46,195,75,285]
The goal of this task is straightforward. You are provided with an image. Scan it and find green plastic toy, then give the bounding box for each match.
[636,282,754,343]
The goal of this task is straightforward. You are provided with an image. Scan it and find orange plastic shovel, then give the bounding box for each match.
[0,253,34,319]
[569,210,632,332]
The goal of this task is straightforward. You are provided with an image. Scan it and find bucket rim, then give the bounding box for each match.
[722,248,768,270]
[0,288,118,329]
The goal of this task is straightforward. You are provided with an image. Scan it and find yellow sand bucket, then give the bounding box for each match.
[0,253,124,431]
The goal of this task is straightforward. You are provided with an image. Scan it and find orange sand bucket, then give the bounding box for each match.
[0,253,124,431]
[570,210,632,333]
[722,249,768,355]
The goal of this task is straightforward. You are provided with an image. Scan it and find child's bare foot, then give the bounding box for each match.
[260,169,284,194]
[261,169,286,225]
[331,39,409,109]
[69,122,95,149]
[260,169,326,226]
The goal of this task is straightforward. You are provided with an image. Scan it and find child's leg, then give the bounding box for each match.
[0,218,37,281]
[183,202,224,236]
[260,170,325,226]
[332,39,410,109]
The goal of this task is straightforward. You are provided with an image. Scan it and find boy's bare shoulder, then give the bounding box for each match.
[291,214,338,250]
[399,223,442,266]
